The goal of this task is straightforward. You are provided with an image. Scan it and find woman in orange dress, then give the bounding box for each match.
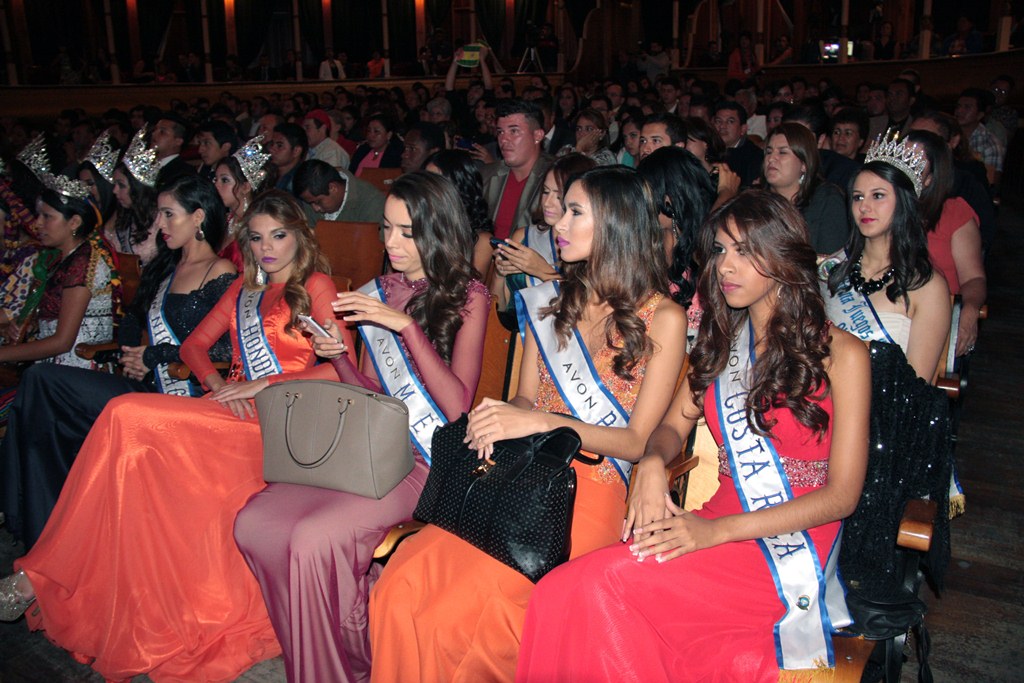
[0,191,354,683]
[368,166,687,681]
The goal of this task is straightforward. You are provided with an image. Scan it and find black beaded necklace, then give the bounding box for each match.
[849,256,895,295]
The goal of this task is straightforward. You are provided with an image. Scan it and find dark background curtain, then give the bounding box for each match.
[513,0,549,54]
[474,0,505,52]
[388,0,416,63]
[640,0,674,45]
[563,0,596,39]
[234,0,274,67]
[333,0,383,65]
[426,0,453,31]
[298,0,324,67]
[24,0,89,65]
[137,1,176,61]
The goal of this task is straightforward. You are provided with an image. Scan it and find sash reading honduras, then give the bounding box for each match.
[514,281,632,486]
[818,254,894,345]
[357,279,446,465]
[521,224,558,288]
[236,286,283,380]
[716,321,850,670]
[147,274,198,396]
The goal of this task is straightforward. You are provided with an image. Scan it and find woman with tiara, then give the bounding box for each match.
[214,135,271,270]
[106,127,159,266]
[0,191,353,683]
[823,130,950,380]
[0,174,236,548]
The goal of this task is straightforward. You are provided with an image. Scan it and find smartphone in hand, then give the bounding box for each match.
[297,314,331,338]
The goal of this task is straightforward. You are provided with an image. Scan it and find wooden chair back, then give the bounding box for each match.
[116,253,142,309]
[472,302,515,407]
[360,167,403,194]
[315,220,386,290]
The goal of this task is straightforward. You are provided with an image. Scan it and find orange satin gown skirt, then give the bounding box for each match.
[17,393,280,683]
[368,464,626,683]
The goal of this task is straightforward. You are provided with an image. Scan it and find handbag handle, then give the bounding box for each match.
[284,390,353,469]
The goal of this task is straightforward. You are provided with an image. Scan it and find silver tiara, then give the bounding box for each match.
[864,129,927,197]
[234,134,271,190]
[85,130,118,183]
[122,126,159,187]
[16,134,50,181]
[41,172,91,201]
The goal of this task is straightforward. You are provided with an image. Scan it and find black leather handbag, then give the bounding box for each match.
[413,414,583,583]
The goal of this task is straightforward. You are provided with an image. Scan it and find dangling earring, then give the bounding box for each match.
[195,227,206,241]
[798,172,806,186]
[256,266,267,286]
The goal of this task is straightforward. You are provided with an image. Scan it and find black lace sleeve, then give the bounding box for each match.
[142,273,238,368]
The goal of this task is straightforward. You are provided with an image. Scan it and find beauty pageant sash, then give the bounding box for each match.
[147,274,197,396]
[819,255,895,345]
[236,286,283,380]
[357,279,446,464]
[514,281,632,486]
[715,320,850,670]
[521,224,558,288]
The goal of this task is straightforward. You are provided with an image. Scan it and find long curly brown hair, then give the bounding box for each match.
[690,190,831,439]
[542,166,669,381]
[238,190,330,333]
[387,172,476,365]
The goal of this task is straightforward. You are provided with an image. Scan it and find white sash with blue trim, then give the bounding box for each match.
[521,224,558,288]
[514,280,632,486]
[147,274,197,396]
[820,281,896,345]
[716,321,850,670]
[236,286,283,380]
[357,279,446,465]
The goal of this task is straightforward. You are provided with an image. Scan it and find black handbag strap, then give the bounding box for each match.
[284,390,353,468]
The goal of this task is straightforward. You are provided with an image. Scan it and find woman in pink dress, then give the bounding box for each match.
[517,191,871,682]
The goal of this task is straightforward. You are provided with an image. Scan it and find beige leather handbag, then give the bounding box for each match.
[256,380,414,499]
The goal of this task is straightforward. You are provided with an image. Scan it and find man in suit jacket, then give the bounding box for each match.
[714,101,763,189]
[151,113,196,189]
[293,160,385,225]
[480,99,553,240]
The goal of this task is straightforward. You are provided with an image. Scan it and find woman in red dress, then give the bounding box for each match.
[516,191,870,682]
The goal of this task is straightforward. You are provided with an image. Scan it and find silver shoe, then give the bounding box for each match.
[0,570,35,622]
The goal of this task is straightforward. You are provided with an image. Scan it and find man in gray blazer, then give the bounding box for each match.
[480,99,553,240]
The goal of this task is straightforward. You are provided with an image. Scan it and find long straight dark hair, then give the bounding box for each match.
[388,171,477,365]
[691,191,831,438]
[543,166,669,381]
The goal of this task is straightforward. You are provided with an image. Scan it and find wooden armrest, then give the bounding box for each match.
[75,341,119,360]
[935,374,961,399]
[165,361,230,381]
[896,498,935,552]
[978,304,988,320]
[665,453,699,483]
[373,520,426,560]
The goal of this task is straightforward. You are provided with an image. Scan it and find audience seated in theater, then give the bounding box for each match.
[491,153,596,312]
[682,117,742,210]
[637,146,717,344]
[349,113,403,177]
[303,109,350,172]
[235,172,490,683]
[0,191,355,683]
[556,108,617,166]
[517,191,869,682]
[763,123,850,255]
[884,78,916,137]
[824,145,950,380]
[0,163,44,326]
[369,166,687,682]
[638,112,687,162]
[713,101,763,188]
[422,149,495,276]
[195,120,239,181]
[150,113,196,187]
[909,110,996,250]
[907,130,986,355]
[213,136,272,269]
[293,159,385,224]
[268,122,308,194]
[480,99,553,240]
[954,87,1005,187]
[615,114,642,167]
[399,122,445,174]
[830,107,869,161]
[0,174,235,548]
[783,104,860,191]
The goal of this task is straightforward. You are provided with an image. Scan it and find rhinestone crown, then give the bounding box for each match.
[864,128,927,197]
[235,134,271,190]
[123,126,159,187]
[85,131,119,183]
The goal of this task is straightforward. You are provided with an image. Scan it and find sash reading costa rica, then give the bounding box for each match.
[514,280,632,486]
[356,279,447,464]
[716,320,850,670]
